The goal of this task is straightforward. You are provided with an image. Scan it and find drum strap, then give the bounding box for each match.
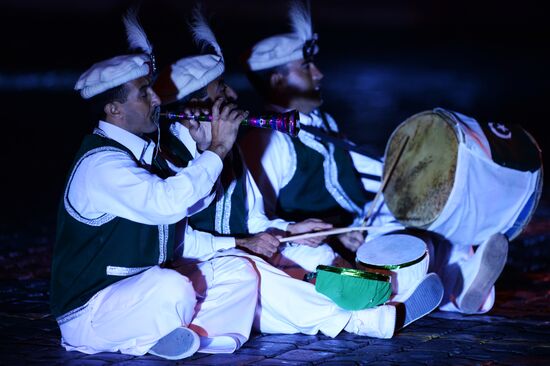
[299,124,383,162]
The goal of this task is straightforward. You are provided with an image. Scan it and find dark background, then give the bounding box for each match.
[1,0,547,232]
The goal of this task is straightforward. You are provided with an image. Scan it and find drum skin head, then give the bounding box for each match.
[383,111,459,228]
[356,234,427,266]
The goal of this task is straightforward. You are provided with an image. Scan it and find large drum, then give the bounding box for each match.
[382,108,543,245]
[356,234,429,302]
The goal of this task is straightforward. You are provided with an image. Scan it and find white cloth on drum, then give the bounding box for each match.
[455,111,492,157]
[427,142,540,246]
[177,255,259,354]
[59,266,196,356]
[389,254,430,303]
[357,234,429,303]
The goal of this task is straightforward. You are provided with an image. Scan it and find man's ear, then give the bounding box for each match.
[270,72,284,89]
[104,101,122,120]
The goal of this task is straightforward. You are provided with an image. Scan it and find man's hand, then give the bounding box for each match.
[337,230,366,252]
[178,103,212,151]
[208,98,249,159]
[286,218,333,247]
[236,232,280,258]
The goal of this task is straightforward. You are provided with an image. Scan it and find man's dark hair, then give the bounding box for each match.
[185,85,209,102]
[163,85,209,112]
[87,84,130,121]
[245,64,289,101]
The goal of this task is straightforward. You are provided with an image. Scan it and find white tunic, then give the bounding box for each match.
[67,121,223,226]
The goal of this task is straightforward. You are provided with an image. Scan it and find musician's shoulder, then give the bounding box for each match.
[317,109,340,132]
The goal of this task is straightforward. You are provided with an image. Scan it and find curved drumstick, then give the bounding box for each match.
[362,136,410,226]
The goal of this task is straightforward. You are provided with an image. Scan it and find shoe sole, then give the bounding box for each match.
[403,273,444,328]
[149,327,200,360]
[458,234,508,314]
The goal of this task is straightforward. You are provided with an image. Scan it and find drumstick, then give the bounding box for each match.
[279,226,370,243]
[362,136,409,226]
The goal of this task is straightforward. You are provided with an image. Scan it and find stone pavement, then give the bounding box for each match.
[1,201,549,365]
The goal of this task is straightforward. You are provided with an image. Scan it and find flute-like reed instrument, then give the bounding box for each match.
[160,110,300,137]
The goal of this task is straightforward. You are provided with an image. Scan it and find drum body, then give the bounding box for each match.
[383,108,543,246]
[313,265,392,310]
[356,234,429,302]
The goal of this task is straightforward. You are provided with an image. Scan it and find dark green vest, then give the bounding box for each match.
[159,123,249,236]
[50,133,176,320]
[277,113,373,226]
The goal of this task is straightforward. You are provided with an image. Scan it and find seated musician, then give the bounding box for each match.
[241,0,512,315]
[50,10,254,360]
[239,0,398,275]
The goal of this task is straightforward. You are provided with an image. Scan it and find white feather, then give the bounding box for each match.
[122,7,153,54]
[190,6,223,58]
[289,0,312,41]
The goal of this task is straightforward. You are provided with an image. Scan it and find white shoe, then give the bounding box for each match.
[398,273,444,329]
[455,233,508,314]
[345,305,396,339]
[148,327,200,360]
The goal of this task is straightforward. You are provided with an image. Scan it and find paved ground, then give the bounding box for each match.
[1,271,549,366]
[1,197,549,365]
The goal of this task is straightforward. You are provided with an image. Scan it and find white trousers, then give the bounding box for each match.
[217,248,353,338]
[176,255,259,354]
[59,266,196,356]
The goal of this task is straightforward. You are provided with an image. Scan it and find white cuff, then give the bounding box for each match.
[212,236,236,252]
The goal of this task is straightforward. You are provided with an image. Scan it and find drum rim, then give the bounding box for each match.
[507,128,544,241]
[382,108,463,170]
[316,265,391,282]
[356,250,428,270]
